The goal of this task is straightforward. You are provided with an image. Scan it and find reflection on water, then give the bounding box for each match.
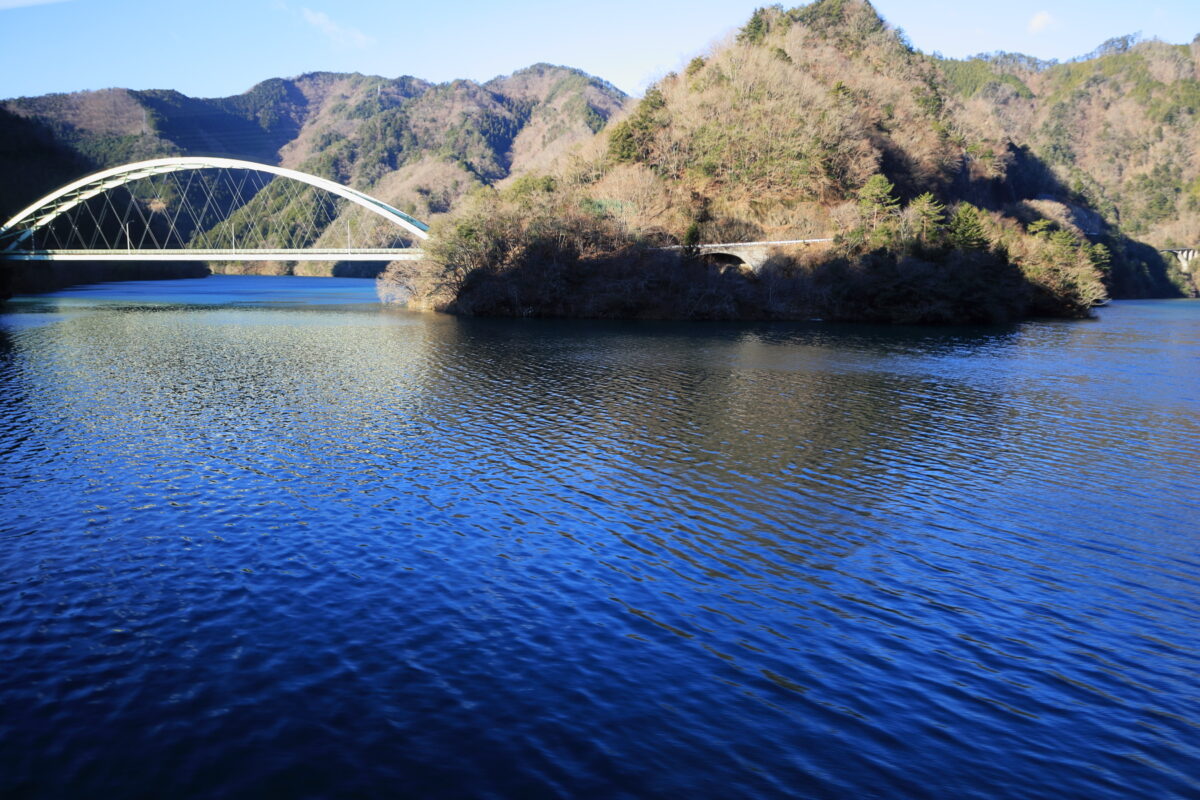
[1,278,1198,798]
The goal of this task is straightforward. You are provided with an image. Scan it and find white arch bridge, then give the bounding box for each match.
[0,157,427,263]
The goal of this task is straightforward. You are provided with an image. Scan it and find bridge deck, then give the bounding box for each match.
[1,239,835,265]
[0,248,424,262]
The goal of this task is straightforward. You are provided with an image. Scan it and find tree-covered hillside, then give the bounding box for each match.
[939,35,1200,261]
[0,108,91,221]
[384,1,1178,322]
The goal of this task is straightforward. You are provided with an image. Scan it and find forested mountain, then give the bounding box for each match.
[938,35,1200,252]
[387,1,1194,322]
[0,65,627,269]
[578,1,1195,299]
[0,107,91,220]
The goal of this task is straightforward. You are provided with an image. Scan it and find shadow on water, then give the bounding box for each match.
[449,313,1026,354]
[427,315,1028,574]
[331,261,389,278]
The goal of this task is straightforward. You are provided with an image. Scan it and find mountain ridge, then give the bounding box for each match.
[1,64,627,226]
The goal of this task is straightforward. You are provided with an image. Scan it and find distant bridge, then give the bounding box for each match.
[664,238,834,270]
[1163,249,1198,272]
[0,157,428,263]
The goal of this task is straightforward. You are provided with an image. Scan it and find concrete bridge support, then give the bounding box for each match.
[1164,249,1198,272]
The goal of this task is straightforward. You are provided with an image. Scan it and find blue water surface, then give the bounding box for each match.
[1,277,1198,799]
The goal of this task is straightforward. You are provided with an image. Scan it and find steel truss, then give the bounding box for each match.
[0,157,429,261]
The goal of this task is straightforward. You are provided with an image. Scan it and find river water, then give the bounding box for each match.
[1,276,1197,799]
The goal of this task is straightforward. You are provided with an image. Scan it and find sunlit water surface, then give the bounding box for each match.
[1,277,1198,799]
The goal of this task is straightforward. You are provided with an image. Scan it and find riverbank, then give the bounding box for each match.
[1,260,210,298]
[0,260,398,302]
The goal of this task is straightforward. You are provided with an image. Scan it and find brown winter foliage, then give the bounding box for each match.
[380,1,1134,323]
[944,38,1200,248]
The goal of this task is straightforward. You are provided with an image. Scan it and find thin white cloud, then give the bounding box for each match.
[1028,11,1055,35]
[301,7,374,49]
[0,0,71,9]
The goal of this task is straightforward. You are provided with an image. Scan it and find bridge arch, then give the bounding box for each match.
[700,251,750,269]
[0,156,429,255]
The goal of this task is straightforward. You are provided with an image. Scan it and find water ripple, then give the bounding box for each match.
[0,284,1198,798]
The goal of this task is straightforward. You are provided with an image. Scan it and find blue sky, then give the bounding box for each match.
[1,0,1198,100]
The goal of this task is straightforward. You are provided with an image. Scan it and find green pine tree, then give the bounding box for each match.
[949,203,988,250]
[857,174,900,230]
[738,8,770,45]
[908,192,945,240]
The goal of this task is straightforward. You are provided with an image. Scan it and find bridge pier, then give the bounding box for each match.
[1163,248,1198,272]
